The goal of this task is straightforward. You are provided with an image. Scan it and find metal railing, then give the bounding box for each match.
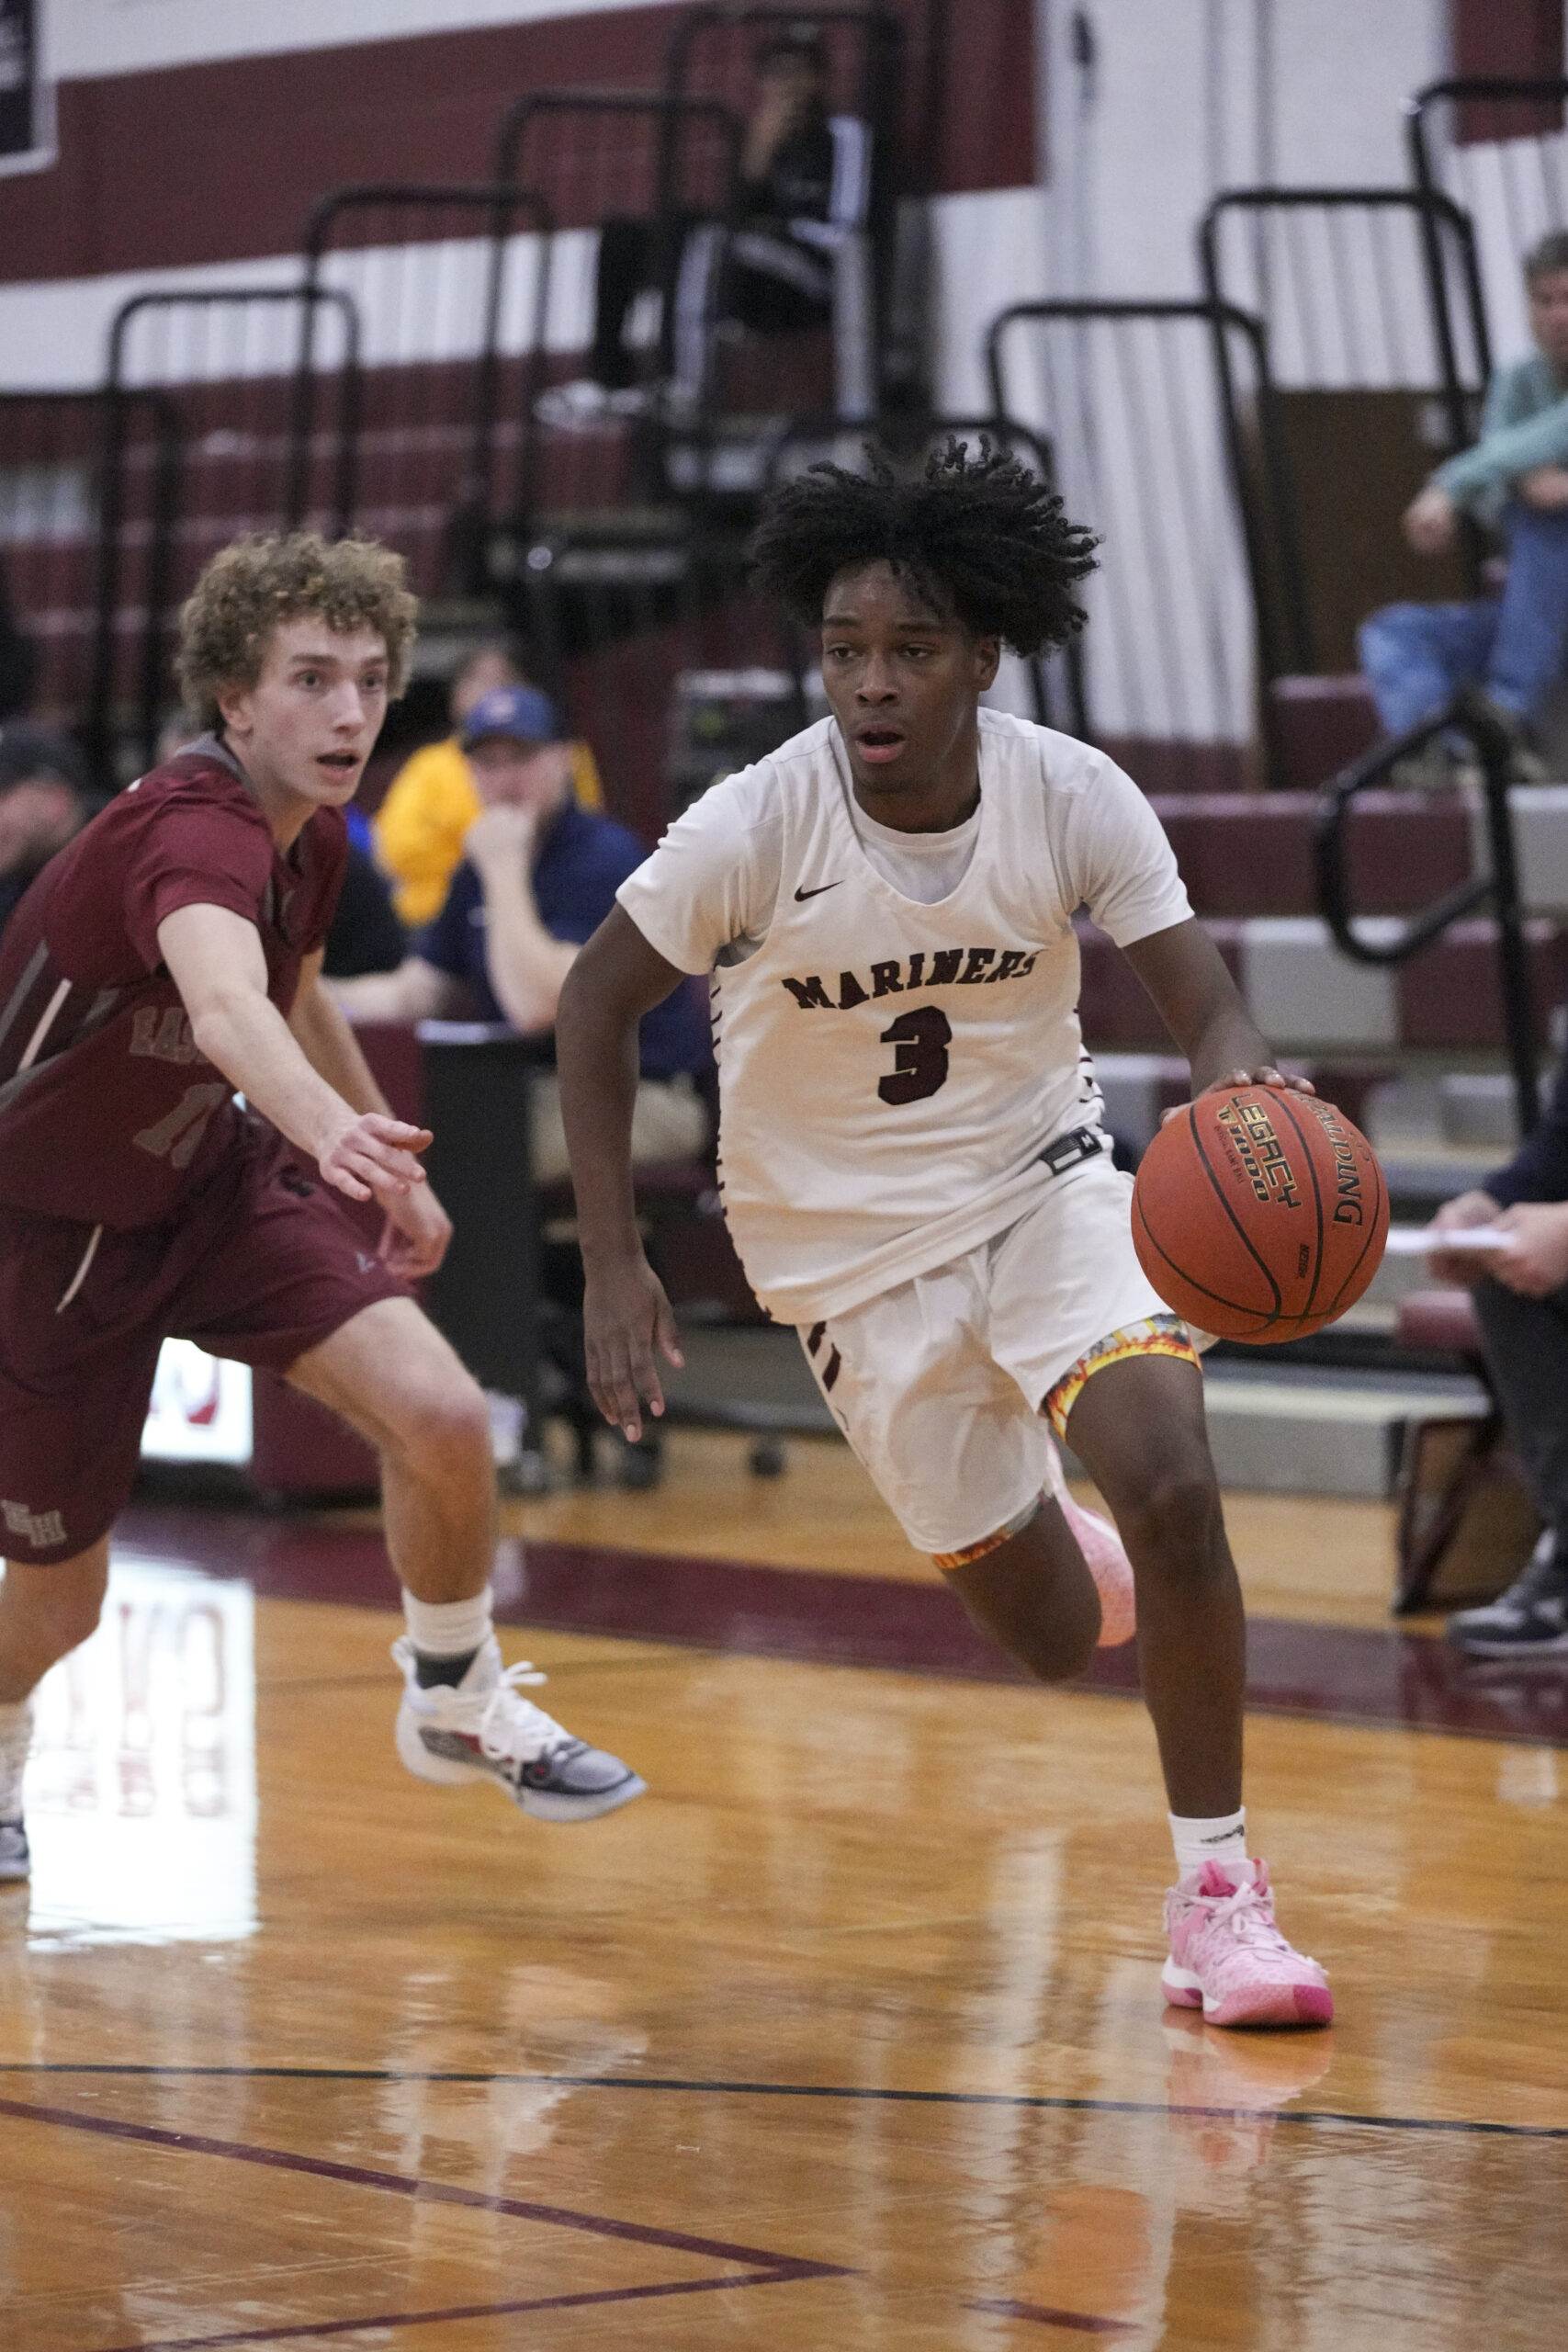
[986,298,1292,766]
[488,93,742,524]
[1200,187,1493,698]
[1314,695,1540,1138]
[292,182,552,585]
[1407,79,1568,370]
[1200,185,1489,450]
[0,388,136,739]
[89,286,360,773]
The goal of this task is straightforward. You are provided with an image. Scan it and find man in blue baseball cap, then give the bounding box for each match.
[332,684,710,1182]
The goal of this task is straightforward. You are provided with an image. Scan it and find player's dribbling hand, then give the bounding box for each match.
[319,1111,432,1204]
[1161,1068,1315,1125]
[378,1179,454,1279]
[582,1254,684,1442]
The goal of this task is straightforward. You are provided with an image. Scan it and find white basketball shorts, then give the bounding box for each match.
[797,1153,1194,1560]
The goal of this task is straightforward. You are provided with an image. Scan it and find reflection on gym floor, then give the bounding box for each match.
[21,1556,255,1950]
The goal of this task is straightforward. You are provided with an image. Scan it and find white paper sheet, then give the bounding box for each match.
[1381,1227,1517,1255]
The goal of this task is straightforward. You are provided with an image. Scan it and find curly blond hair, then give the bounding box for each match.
[175,532,418,728]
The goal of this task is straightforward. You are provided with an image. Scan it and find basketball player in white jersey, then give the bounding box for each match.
[558,445,1332,2028]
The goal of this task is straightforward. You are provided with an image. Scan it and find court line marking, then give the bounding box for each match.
[3,2065,1564,2139]
[88,2276,801,2352]
[0,2091,851,2346]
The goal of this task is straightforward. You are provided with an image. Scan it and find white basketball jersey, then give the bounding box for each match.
[695,713,1188,1323]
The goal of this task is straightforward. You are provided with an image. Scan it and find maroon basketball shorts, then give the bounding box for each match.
[0,1120,409,1566]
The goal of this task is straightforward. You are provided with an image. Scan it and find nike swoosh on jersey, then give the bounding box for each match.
[794,881,842,900]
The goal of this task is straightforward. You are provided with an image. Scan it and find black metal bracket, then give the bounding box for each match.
[1314,692,1540,1137]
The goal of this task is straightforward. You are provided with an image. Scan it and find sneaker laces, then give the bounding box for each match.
[475,1661,573,1769]
[1195,1873,1298,1963]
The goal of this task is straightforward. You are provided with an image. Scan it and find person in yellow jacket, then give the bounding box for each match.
[374,641,603,926]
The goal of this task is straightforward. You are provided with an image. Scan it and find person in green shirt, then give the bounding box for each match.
[1359,229,1568,742]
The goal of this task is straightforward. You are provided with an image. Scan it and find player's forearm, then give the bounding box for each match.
[479,871,579,1033]
[1186,1006,1275,1096]
[556,975,645,1263]
[290,982,391,1118]
[189,985,363,1164]
[1121,920,1272,1091]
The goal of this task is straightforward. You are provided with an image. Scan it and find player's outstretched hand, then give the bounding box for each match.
[583,1254,684,1442]
[378,1180,454,1280]
[319,1111,433,1204]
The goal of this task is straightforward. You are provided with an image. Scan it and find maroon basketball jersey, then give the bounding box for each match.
[0,740,347,1227]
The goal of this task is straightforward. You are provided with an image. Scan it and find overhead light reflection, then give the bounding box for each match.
[21,1555,256,1950]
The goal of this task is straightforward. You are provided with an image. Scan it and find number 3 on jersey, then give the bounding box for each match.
[877,1005,952,1104]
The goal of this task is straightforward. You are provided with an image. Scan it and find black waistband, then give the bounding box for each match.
[1038,1125,1108,1177]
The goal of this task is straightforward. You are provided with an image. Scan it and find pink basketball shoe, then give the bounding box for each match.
[1162,1860,1333,2029]
[1043,1439,1136,1646]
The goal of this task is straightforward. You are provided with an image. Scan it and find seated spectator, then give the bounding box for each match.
[1429,1052,1568,1655]
[0,722,100,933]
[330,685,710,1182]
[1360,232,1568,758]
[536,25,869,427]
[374,639,602,925]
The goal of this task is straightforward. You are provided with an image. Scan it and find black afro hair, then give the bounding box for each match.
[748,438,1098,657]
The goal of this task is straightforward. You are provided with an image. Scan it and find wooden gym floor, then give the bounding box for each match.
[2,1432,1564,2350]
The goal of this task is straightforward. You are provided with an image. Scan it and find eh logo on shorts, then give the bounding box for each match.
[3,1499,66,1550]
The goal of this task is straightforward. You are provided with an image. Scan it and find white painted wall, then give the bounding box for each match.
[931,0,1453,741]
[47,0,657,83]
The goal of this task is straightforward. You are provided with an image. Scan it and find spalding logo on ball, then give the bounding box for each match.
[1132,1087,1389,1342]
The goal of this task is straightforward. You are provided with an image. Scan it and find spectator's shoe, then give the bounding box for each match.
[1469,694,1551,784]
[1043,1439,1136,1646]
[0,1699,32,1883]
[534,379,649,430]
[1448,1533,1568,1657]
[1162,1860,1333,2028]
[392,1635,645,1823]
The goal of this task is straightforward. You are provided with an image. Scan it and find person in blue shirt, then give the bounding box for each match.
[330,684,710,1180]
[1360,230,1568,747]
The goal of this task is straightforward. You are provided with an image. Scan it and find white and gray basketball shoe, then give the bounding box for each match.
[391,1634,645,1823]
[0,1698,32,1882]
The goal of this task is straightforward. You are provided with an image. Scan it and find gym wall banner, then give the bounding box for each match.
[0,0,53,178]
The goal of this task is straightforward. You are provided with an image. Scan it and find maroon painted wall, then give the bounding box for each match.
[0,0,1035,285]
[1450,0,1564,141]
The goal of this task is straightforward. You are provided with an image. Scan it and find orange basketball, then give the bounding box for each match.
[1131,1087,1389,1343]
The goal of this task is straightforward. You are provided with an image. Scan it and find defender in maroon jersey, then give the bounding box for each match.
[0,534,642,1887]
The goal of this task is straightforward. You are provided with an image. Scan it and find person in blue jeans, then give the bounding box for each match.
[1360,231,1568,746]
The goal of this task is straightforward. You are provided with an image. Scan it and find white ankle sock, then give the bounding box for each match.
[402,1588,493,1663]
[1169,1808,1248,1878]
